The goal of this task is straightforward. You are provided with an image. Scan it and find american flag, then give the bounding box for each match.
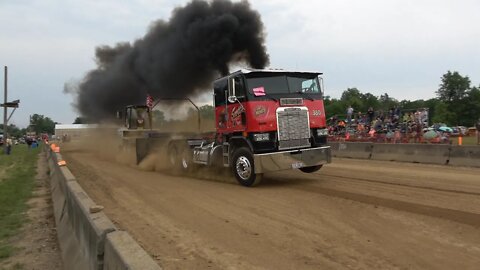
[146,94,154,109]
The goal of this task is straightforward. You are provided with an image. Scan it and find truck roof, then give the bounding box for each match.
[233,68,322,75]
[214,69,323,83]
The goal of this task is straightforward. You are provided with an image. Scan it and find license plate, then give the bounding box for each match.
[291,161,305,169]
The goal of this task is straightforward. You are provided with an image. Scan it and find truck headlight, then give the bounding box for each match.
[316,128,329,136]
[253,133,270,142]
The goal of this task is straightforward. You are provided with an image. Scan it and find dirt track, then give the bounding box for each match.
[61,146,480,270]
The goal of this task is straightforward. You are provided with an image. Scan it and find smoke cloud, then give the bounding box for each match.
[71,0,269,121]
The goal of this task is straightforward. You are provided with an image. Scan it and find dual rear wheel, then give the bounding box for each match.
[168,144,194,173]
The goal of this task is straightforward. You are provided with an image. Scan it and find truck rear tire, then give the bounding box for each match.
[231,147,262,187]
[299,165,322,173]
[168,144,194,173]
[168,145,179,167]
[180,146,195,172]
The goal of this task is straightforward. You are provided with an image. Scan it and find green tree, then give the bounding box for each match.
[29,114,56,134]
[459,86,480,126]
[399,99,426,111]
[435,71,471,125]
[436,71,470,103]
[324,97,345,118]
[423,98,443,125]
[341,88,364,111]
[432,102,456,124]
[73,117,85,124]
[361,93,380,111]
[379,93,398,111]
[0,124,23,138]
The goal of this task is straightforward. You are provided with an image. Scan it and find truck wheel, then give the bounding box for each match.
[168,145,179,168]
[231,147,262,187]
[179,146,195,172]
[299,165,322,173]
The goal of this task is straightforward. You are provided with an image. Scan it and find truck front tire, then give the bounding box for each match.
[231,147,262,187]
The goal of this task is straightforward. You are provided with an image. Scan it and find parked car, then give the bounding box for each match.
[437,126,453,133]
[424,123,453,133]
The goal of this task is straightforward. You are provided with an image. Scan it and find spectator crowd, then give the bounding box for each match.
[327,106,445,143]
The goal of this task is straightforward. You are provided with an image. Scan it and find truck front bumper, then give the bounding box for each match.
[253,146,331,174]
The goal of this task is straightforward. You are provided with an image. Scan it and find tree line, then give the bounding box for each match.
[2,114,55,138]
[325,71,480,127]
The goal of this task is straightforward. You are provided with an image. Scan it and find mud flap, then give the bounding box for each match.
[135,137,170,165]
[135,138,150,165]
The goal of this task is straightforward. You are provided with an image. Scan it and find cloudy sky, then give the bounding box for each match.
[1,0,479,127]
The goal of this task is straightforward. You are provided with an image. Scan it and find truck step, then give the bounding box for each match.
[222,142,229,167]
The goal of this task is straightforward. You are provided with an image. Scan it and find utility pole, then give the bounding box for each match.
[2,66,20,154]
[3,66,7,154]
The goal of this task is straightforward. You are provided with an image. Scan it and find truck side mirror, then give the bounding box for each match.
[228,95,238,103]
[228,77,237,103]
[318,76,325,96]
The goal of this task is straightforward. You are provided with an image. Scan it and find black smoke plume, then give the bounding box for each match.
[72,0,269,121]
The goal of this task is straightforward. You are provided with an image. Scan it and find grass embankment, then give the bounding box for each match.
[0,145,40,260]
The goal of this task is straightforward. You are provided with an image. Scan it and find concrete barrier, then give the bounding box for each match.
[48,152,67,225]
[47,149,90,269]
[45,144,162,270]
[370,143,450,165]
[448,146,480,167]
[329,142,480,167]
[65,180,117,270]
[329,142,373,159]
[104,231,162,270]
[48,147,117,270]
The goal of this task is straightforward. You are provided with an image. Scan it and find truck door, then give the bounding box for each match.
[214,78,229,132]
[226,76,247,132]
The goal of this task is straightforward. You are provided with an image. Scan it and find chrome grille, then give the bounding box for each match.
[277,107,311,150]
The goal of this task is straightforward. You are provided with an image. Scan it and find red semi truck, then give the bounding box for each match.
[128,69,331,186]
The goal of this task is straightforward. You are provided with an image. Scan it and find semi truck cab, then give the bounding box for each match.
[198,69,331,186]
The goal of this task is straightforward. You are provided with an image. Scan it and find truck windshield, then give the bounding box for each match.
[246,74,321,97]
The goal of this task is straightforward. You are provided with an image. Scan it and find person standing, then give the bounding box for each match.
[367,107,375,125]
[6,137,12,155]
[346,105,354,126]
[26,136,32,149]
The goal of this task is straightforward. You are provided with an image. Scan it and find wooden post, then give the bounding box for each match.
[3,66,7,154]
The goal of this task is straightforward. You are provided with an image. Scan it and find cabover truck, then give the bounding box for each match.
[129,69,331,186]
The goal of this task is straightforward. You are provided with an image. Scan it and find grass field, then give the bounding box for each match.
[0,145,40,261]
